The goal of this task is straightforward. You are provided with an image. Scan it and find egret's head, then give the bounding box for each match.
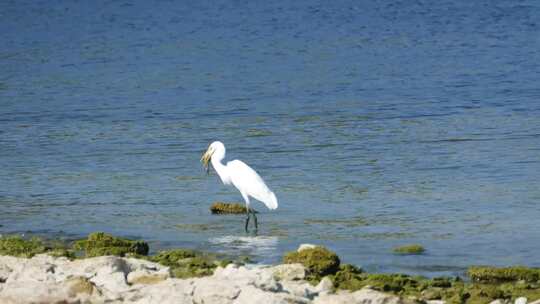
[201,141,225,174]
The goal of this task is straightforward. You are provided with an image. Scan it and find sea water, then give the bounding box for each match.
[1,0,540,277]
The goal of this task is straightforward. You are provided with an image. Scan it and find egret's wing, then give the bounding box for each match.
[227,160,278,210]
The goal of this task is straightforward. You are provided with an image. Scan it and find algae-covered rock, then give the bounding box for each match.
[47,248,77,260]
[283,246,340,282]
[393,244,425,255]
[151,249,198,264]
[362,273,421,293]
[466,283,507,304]
[430,277,454,288]
[468,266,540,283]
[0,235,77,259]
[210,202,248,214]
[150,249,222,279]
[0,236,47,258]
[330,265,466,300]
[421,287,443,300]
[73,232,149,257]
[331,264,365,291]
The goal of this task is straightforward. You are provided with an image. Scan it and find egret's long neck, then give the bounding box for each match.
[211,153,231,185]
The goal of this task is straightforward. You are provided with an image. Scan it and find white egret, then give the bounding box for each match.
[201,141,278,231]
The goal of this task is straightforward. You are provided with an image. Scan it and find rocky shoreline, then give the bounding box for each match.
[0,233,539,304]
[0,253,398,304]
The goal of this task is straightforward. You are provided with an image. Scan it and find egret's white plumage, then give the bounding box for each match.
[201,141,278,231]
[227,160,278,210]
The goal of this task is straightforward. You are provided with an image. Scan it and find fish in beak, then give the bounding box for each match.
[200,147,213,174]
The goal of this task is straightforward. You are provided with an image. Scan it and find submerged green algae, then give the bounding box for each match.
[73,232,149,257]
[393,244,425,255]
[246,129,272,137]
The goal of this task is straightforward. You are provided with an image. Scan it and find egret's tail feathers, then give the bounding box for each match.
[265,192,278,210]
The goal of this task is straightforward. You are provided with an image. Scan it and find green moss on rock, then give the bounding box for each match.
[172,256,216,278]
[73,232,149,257]
[362,273,421,293]
[331,264,365,291]
[210,202,248,214]
[0,236,47,258]
[468,266,540,283]
[328,266,540,304]
[393,244,425,255]
[283,246,340,282]
[150,249,198,265]
[47,248,77,259]
[0,236,76,259]
[149,249,221,279]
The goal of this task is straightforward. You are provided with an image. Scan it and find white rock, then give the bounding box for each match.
[272,263,306,281]
[127,269,169,285]
[427,300,446,304]
[213,264,280,292]
[313,288,404,304]
[125,258,170,285]
[280,280,318,299]
[298,244,317,252]
[315,276,334,294]
[0,255,18,281]
[313,290,357,304]
[130,292,193,304]
[234,284,309,304]
[0,254,419,304]
[352,288,404,304]
[126,279,195,304]
[125,257,169,274]
[86,256,130,293]
[515,297,528,304]
[4,255,57,283]
[193,277,242,304]
[0,280,69,304]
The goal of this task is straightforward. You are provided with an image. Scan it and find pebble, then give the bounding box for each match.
[515,297,528,304]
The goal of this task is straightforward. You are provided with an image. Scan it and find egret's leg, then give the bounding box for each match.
[245,209,250,232]
[252,208,258,231]
[241,193,251,232]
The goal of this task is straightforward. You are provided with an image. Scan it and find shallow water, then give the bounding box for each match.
[1,0,540,277]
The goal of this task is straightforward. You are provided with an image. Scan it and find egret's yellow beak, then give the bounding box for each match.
[200,148,213,174]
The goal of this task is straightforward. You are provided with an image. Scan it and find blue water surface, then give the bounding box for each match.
[1,0,540,277]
